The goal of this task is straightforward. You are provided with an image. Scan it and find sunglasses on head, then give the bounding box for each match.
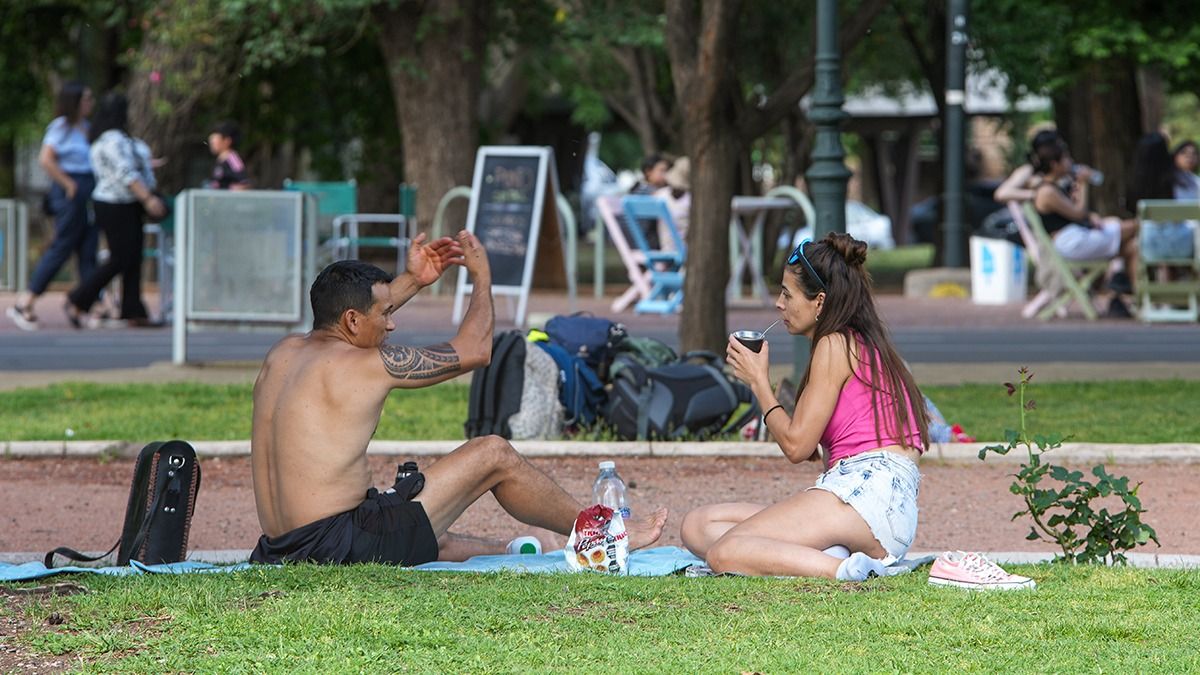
[787,238,827,291]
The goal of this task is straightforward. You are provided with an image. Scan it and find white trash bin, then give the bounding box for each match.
[970,236,1027,305]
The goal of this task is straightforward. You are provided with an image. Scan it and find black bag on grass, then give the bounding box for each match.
[604,352,759,440]
[45,440,202,567]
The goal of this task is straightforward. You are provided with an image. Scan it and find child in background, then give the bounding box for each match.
[206,121,250,190]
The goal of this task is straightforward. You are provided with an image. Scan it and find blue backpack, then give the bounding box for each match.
[535,341,606,429]
[545,313,627,374]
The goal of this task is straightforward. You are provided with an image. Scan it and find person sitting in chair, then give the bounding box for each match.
[1030,136,1139,318]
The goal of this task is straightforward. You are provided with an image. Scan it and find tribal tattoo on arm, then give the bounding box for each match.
[379,342,461,381]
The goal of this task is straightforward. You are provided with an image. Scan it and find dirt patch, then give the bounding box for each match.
[1,455,1194,555]
[0,593,76,674]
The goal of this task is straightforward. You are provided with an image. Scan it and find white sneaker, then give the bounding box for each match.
[928,551,1036,590]
[6,306,37,331]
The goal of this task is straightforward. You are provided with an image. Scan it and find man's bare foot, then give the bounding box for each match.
[626,507,669,550]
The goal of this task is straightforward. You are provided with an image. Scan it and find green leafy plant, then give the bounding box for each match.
[979,367,1159,564]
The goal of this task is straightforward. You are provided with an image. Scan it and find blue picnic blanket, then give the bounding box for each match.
[1,549,935,583]
[0,547,704,582]
[414,546,704,575]
[0,560,257,582]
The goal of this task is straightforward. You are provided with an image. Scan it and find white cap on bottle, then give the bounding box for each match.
[598,460,616,470]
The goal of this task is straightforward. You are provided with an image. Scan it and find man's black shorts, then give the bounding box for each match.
[251,487,439,566]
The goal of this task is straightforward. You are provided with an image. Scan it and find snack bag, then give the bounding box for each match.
[564,504,629,575]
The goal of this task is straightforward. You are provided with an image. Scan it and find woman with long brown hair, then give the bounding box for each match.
[7,82,96,330]
[680,232,929,580]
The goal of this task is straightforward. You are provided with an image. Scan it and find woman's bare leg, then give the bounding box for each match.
[705,489,885,579]
[679,503,766,558]
[1119,219,1139,284]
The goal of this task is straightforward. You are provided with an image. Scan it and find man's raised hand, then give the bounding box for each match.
[407,232,464,287]
[458,230,491,285]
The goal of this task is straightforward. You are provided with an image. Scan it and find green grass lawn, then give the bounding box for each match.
[0,379,1196,443]
[6,564,1200,671]
[865,243,935,290]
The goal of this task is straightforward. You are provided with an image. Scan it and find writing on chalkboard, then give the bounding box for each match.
[487,164,536,202]
[473,154,543,288]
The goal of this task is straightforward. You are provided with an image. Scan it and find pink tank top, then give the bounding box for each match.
[820,345,924,464]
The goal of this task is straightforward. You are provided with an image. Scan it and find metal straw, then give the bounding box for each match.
[762,318,780,336]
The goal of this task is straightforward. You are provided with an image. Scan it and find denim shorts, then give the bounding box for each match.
[808,451,921,563]
[1141,221,1195,262]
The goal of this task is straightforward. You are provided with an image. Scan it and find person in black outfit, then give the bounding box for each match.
[64,93,166,327]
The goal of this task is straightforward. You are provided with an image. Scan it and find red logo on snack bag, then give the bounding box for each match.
[572,504,627,552]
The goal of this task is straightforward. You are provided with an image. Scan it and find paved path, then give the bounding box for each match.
[4,290,1200,374]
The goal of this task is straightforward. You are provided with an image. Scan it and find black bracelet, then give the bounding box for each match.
[763,404,784,421]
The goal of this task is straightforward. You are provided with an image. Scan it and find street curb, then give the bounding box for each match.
[4,440,1200,463]
[3,549,1198,569]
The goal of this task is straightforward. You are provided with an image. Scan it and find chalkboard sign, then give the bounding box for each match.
[473,154,542,287]
[453,146,563,327]
[185,190,303,321]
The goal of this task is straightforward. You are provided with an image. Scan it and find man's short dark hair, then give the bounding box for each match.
[213,121,241,148]
[310,261,393,329]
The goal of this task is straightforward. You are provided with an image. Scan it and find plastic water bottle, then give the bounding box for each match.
[593,460,630,520]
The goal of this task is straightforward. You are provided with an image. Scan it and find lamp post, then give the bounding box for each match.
[797,0,851,380]
[942,0,969,267]
[806,0,851,241]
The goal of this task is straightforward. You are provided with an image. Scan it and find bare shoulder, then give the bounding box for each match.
[813,332,851,360]
[811,333,854,382]
[258,334,311,373]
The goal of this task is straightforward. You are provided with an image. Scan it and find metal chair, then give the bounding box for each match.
[1135,200,1200,323]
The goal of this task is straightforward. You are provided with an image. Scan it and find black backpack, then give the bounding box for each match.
[465,331,527,439]
[604,352,760,440]
[45,440,202,567]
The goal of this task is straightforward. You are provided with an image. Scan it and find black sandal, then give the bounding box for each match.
[62,301,83,330]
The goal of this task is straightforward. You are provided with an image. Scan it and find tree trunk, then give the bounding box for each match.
[666,0,741,354]
[681,111,741,354]
[1136,66,1165,135]
[1087,61,1142,216]
[375,0,485,235]
[1055,84,1093,168]
[0,138,15,198]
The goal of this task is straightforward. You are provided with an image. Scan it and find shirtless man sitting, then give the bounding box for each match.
[250,230,667,565]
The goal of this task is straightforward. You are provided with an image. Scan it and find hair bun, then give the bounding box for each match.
[825,232,868,267]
